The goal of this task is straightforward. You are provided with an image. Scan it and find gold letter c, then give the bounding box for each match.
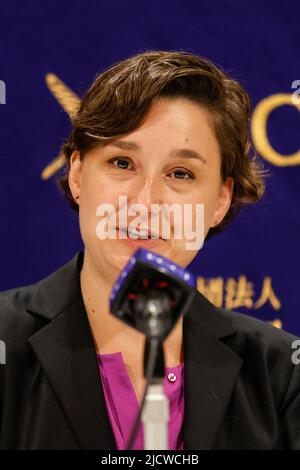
[251,93,300,167]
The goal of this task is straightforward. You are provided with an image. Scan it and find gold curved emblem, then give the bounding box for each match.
[251,93,300,167]
[41,74,80,179]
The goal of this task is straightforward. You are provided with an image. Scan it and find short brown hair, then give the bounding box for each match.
[56,49,267,240]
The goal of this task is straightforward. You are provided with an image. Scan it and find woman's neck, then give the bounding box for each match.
[80,251,184,367]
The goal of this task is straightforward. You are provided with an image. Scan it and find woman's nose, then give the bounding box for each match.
[125,177,166,230]
[128,176,164,208]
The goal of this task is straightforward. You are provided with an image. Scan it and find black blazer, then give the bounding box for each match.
[0,251,299,450]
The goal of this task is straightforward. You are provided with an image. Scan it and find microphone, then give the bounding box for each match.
[109,247,196,341]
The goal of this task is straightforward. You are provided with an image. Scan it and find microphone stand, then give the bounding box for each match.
[141,338,169,450]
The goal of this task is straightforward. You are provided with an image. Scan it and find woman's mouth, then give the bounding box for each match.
[116,227,166,246]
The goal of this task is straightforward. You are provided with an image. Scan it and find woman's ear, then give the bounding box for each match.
[211,177,234,228]
[68,151,82,204]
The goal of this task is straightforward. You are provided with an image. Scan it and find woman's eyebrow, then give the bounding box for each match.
[108,140,207,164]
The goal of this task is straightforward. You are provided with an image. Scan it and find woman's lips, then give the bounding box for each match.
[121,238,164,247]
[116,228,165,246]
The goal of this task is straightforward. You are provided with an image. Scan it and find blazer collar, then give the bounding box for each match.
[26,250,242,450]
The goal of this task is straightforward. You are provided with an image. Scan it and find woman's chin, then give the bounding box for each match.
[98,238,174,275]
[107,246,136,273]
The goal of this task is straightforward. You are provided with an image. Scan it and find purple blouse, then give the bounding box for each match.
[97,351,184,450]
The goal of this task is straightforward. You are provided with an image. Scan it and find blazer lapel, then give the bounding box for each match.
[183,291,243,449]
[26,251,116,449]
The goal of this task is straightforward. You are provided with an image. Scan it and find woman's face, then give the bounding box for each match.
[69,97,233,282]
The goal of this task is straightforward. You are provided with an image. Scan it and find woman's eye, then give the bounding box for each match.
[109,157,133,170]
[169,169,195,180]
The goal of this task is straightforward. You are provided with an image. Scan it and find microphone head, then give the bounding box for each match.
[109,248,196,339]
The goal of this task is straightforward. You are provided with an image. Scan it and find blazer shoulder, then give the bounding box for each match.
[217,306,299,388]
[0,284,42,340]
[218,307,298,344]
[0,251,83,345]
[216,308,300,448]
[218,308,300,414]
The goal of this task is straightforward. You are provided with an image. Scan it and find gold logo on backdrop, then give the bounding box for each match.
[41,74,81,180]
[251,93,300,167]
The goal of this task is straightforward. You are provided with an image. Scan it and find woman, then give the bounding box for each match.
[0,50,299,450]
